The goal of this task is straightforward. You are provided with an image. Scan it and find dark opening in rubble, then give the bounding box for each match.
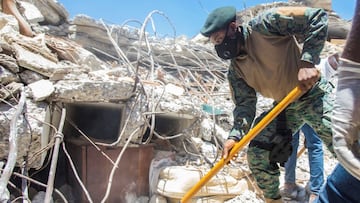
[154,112,196,135]
[142,112,197,142]
[63,102,125,143]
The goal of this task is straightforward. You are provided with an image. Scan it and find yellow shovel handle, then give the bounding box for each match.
[181,86,303,203]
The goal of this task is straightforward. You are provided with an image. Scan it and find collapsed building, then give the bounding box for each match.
[0,0,348,202]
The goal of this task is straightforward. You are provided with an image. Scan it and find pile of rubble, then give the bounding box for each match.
[0,0,346,202]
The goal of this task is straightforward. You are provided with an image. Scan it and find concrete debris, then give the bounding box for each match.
[19,1,44,24]
[0,81,23,100]
[0,53,19,73]
[27,79,54,101]
[0,99,49,169]
[0,0,343,202]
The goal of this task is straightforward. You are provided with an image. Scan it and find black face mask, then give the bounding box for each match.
[214,28,244,60]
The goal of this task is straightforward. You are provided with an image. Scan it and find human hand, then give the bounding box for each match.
[298,62,320,91]
[222,139,237,160]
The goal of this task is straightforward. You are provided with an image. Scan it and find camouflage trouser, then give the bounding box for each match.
[247,77,335,199]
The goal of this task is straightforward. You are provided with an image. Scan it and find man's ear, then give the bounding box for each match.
[229,22,237,30]
[227,22,237,36]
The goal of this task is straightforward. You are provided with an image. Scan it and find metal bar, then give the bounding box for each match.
[44,108,66,203]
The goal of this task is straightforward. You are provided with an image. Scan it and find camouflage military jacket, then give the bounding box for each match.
[228,7,328,141]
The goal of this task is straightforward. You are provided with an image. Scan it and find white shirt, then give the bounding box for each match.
[317,57,338,87]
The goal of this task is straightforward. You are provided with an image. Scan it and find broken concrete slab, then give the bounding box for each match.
[0,99,50,169]
[0,12,19,35]
[0,53,20,73]
[27,79,54,101]
[44,34,109,71]
[0,66,20,85]
[19,1,44,24]
[18,69,46,85]
[0,82,23,100]
[30,0,68,25]
[13,43,59,77]
[52,77,135,102]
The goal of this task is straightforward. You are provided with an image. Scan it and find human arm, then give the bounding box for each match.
[222,66,257,159]
[2,0,34,37]
[332,0,360,180]
[342,0,360,63]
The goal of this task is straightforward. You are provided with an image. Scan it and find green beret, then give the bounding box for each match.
[200,6,236,37]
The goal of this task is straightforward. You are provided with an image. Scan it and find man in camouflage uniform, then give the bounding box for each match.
[200,6,333,203]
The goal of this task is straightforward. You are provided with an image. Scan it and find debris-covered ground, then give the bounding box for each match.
[0,0,347,202]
